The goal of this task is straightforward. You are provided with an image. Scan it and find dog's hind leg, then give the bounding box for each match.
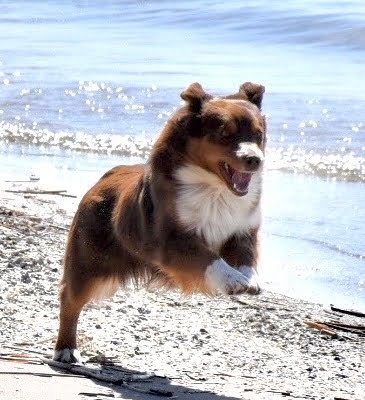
[53,279,94,364]
[53,273,120,363]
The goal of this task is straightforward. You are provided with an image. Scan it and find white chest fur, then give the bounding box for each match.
[174,164,262,251]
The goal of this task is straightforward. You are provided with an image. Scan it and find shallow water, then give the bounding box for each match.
[0,0,364,308]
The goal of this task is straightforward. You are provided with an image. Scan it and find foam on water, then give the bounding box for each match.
[1,122,364,182]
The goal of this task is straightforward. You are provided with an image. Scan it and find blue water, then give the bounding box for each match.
[0,0,364,308]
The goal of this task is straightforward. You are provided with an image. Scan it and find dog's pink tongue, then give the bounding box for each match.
[232,171,252,193]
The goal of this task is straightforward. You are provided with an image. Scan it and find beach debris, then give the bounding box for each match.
[5,180,39,183]
[4,174,40,183]
[303,320,338,337]
[330,305,365,318]
[0,347,176,397]
[322,321,365,336]
[5,189,77,198]
[42,357,176,397]
[303,319,365,338]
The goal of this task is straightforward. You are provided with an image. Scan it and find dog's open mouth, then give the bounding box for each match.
[220,162,252,196]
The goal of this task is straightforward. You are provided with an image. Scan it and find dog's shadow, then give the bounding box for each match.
[49,361,242,400]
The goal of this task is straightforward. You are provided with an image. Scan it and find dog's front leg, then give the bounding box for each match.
[219,231,261,294]
[204,258,260,295]
[156,231,257,296]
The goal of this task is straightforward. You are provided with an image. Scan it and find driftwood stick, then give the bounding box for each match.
[0,352,39,358]
[41,358,175,397]
[41,358,124,384]
[185,373,207,382]
[0,371,85,378]
[3,345,49,356]
[330,306,365,318]
[0,356,42,364]
[5,189,67,195]
[4,189,77,199]
[102,367,155,381]
[320,321,365,336]
[303,320,338,337]
[230,297,257,308]
[329,321,365,330]
[59,193,77,198]
[5,180,38,183]
[47,224,69,231]
[4,189,77,198]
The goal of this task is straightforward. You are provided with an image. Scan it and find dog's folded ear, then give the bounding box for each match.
[238,82,265,109]
[181,82,212,112]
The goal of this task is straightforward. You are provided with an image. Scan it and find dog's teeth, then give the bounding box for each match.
[233,183,245,193]
[224,163,229,172]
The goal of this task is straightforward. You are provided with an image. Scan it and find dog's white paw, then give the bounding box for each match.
[205,259,260,295]
[238,265,261,294]
[53,348,83,364]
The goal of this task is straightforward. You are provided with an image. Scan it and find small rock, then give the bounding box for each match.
[21,272,32,284]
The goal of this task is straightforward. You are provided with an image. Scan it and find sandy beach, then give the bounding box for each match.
[0,178,364,400]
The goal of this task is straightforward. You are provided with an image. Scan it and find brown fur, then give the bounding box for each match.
[55,81,266,353]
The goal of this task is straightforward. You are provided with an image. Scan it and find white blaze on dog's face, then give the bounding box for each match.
[181,82,266,197]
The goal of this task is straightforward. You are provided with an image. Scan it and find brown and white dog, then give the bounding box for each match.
[54,81,266,363]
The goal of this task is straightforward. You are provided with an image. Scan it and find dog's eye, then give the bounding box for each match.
[218,124,230,137]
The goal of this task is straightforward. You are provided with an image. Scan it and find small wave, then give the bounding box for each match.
[268,148,365,182]
[0,122,152,158]
[1,122,364,183]
[270,232,364,260]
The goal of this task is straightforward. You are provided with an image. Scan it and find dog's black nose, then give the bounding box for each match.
[246,156,261,166]
[243,156,261,170]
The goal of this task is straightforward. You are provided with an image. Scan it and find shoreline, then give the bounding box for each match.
[1,178,364,399]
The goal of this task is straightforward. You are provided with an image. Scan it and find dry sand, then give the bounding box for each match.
[0,178,364,400]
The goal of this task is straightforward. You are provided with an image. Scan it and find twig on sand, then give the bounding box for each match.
[5,189,77,198]
[41,358,176,398]
[58,193,78,198]
[47,223,69,231]
[303,320,338,337]
[328,321,365,331]
[42,358,125,384]
[5,189,66,195]
[304,320,364,339]
[5,180,39,183]
[0,371,85,378]
[320,321,365,336]
[0,355,42,364]
[330,305,365,318]
[230,297,257,308]
[184,373,207,382]
[3,345,50,356]
[266,389,292,396]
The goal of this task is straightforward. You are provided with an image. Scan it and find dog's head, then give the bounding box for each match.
[178,82,266,196]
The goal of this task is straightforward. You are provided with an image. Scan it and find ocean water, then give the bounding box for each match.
[0,0,364,308]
